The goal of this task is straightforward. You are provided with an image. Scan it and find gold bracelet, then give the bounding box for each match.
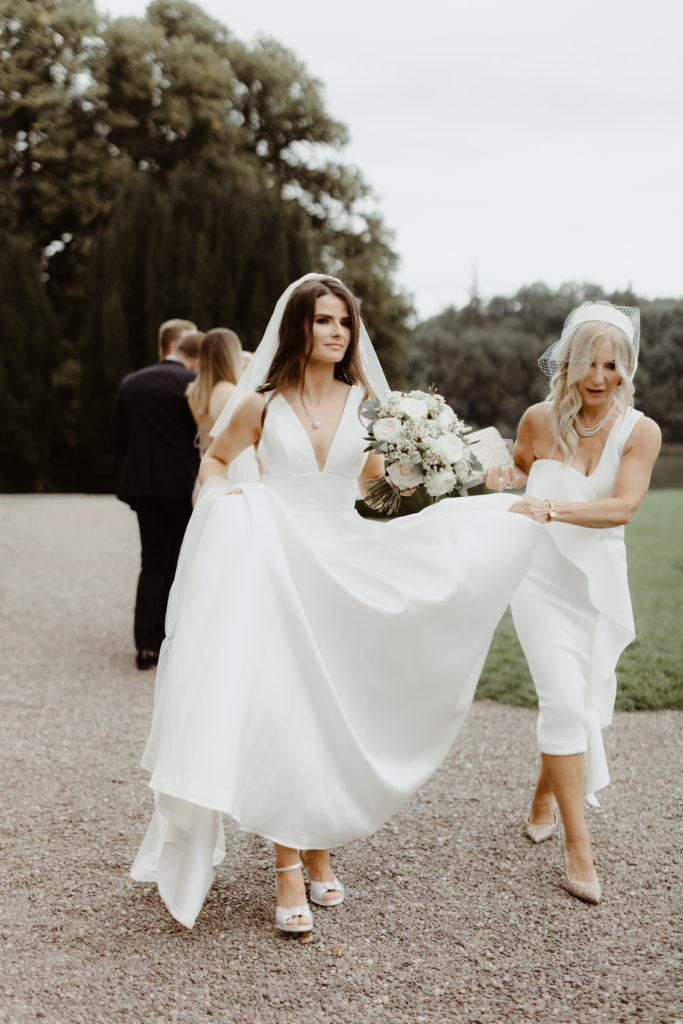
[545,499,558,522]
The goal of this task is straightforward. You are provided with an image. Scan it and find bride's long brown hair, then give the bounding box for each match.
[257,277,372,403]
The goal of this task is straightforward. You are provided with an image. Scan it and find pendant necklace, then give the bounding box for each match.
[575,399,617,437]
[300,392,325,430]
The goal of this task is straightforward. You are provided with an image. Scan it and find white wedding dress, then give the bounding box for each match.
[131,385,540,927]
[511,408,643,798]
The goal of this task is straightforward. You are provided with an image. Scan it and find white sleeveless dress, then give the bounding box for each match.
[131,385,540,927]
[511,407,643,798]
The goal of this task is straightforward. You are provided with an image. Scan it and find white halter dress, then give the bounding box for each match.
[511,407,643,797]
[131,386,540,927]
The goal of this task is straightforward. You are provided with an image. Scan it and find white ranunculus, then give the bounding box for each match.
[399,397,429,419]
[433,433,466,463]
[387,461,424,489]
[425,468,457,497]
[372,417,403,442]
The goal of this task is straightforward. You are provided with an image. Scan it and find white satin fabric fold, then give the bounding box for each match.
[511,408,642,797]
[131,388,541,927]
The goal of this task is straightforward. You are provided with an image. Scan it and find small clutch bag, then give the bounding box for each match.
[467,426,514,484]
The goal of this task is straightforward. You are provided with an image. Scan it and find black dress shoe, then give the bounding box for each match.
[136,649,159,670]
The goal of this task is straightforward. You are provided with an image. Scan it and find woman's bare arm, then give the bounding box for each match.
[483,404,546,491]
[509,417,662,527]
[358,451,386,498]
[208,381,236,430]
[199,392,265,484]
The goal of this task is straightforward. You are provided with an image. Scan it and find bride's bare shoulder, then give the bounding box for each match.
[238,391,266,415]
[226,391,266,434]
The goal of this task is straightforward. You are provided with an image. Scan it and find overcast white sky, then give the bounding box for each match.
[100,0,683,318]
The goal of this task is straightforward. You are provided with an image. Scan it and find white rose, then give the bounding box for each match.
[435,407,456,428]
[434,433,466,463]
[387,462,424,489]
[399,397,428,419]
[425,468,457,497]
[372,417,403,443]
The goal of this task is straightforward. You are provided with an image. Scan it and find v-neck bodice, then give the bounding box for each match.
[256,385,368,510]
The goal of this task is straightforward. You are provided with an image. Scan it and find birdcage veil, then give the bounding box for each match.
[207,272,390,487]
[538,301,640,381]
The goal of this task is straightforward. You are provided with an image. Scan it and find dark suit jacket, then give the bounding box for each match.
[111,359,199,505]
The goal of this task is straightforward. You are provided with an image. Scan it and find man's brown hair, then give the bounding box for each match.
[158,318,197,356]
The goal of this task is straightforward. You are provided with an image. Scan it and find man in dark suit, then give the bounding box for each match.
[112,318,200,670]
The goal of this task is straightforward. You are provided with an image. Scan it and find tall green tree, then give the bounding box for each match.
[412,285,683,442]
[78,166,316,490]
[0,235,55,490]
[0,1,127,285]
[0,0,414,490]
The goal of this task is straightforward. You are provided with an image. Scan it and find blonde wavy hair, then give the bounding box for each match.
[186,328,243,422]
[546,322,636,461]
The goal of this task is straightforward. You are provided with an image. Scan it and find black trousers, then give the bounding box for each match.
[133,497,193,653]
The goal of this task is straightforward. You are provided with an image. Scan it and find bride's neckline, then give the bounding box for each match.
[280,384,356,473]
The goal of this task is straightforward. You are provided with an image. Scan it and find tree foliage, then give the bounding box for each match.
[0,0,412,490]
[79,167,316,488]
[412,283,683,444]
[0,235,55,490]
[1,2,680,492]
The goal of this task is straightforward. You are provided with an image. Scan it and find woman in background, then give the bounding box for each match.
[487,301,660,904]
[186,328,243,452]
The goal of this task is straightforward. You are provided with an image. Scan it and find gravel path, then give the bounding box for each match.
[1,495,681,1024]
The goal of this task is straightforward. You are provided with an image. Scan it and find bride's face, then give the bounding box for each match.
[310,294,351,365]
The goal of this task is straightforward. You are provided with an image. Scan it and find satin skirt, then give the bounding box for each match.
[131,483,540,927]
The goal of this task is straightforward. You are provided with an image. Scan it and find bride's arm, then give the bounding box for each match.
[199,392,265,484]
[358,451,385,498]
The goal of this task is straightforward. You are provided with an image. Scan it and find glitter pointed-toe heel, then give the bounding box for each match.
[562,852,601,905]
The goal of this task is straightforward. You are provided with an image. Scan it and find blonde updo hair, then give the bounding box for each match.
[547,321,636,461]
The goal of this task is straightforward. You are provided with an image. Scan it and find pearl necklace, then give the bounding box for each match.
[575,399,617,437]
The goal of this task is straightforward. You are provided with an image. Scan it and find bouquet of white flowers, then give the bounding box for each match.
[362,389,483,514]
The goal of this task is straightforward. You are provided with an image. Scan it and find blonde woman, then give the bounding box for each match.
[186,328,243,452]
[487,302,661,904]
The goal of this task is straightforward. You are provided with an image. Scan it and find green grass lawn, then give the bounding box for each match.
[475,489,683,711]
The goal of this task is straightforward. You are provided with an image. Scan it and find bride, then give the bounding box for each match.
[131,273,541,934]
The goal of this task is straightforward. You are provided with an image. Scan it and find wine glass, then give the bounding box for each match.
[498,438,514,492]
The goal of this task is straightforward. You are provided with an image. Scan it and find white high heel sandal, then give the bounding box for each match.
[275,862,313,933]
[309,876,345,907]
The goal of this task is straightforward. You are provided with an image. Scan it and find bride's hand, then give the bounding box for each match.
[384,475,415,497]
[509,495,548,522]
[198,476,241,498]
